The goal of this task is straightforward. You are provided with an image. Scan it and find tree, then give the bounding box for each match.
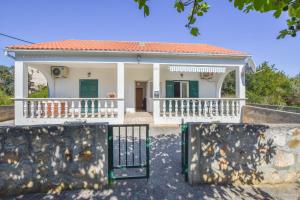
[134,0,300,38]
[245,62,293,105]
[0,65,14,96]
[221,70,236,97]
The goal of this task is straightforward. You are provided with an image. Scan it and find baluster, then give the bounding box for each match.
[65,101,68,118]
[110,101,114,117]
[71,101,75,118]
[84,100,88,117]
[203,100,207,117]
[175,100,178,117]
[30,101,34,118]
[77,100,81,118]
[37,101,41,118]
[58,101,62,118]
[236,100,240,115]
[44,102,48,118]
[168,99,172,117]
[186,100,190,117]
[231,100,235,116]
[209,100,213,116]
[192,100,196,117]
[220,100,223,116]
[198,100,202,116]
[98,100,101,118]
[51,101,54,118]
[91,100,95,118]
[215,100,219,116]
[180,99,183,117]
[162,100,166,117]
[226,100,230,116]
[24,100,28,118]
[104,101,108,117]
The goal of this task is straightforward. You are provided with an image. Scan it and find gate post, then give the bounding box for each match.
[181,119,188,182]
[108,125,114,184]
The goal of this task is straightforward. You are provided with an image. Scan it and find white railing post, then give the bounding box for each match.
[14,61,28,125]
[65,101,68,118]
[91,100,95,118]
[37,101,41,118]
[98,100,101,118]
[58,101,62,118]
[153,63,160,123]
[192,100,196,117]
[77,100,81,118]
[117,62,125,123]
[168,100,172,117]
[51,101,55,118]
[220,100,223,116]
[162,100,166,117]
[84,100,88,118]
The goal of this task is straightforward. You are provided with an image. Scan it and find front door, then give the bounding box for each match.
[79,79,98,113]
[136,88,144,111]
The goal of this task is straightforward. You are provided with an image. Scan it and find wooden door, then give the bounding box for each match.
[136,88,143,111]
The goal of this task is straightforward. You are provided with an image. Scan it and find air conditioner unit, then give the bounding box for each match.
[51,66,69,78]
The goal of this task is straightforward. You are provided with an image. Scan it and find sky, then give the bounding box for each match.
[0,0,299,76]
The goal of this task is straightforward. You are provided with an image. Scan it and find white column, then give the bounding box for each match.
[235,65,246,120]
[235,65,245,98]
[117,62,125,123]
[14,61,28,125]
[153,63,160,123]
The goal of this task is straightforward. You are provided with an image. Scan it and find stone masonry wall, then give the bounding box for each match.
[0,106,14,122]
[187,123,300,185]
[0,123,108,197]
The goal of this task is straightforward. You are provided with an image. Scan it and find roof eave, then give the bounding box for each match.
[5,48,250,58]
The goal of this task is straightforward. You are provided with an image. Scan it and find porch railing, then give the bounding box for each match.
[14,98,123,119]
[153,98,245,123]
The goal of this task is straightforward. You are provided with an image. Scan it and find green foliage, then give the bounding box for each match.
[29,86,48,98]
[221,70,236,97]
[134,0,300,39]
[0,89,13,105]
[246,62,294,105]
[0,65,14,96]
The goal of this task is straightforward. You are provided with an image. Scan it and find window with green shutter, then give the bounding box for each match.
[79,79,99,113]
[165,80,174,97]
[189,80,199,98]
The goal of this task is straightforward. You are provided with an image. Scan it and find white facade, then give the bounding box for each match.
[7,49,254,125]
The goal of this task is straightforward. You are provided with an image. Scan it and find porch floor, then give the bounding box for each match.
[124,112,154,125]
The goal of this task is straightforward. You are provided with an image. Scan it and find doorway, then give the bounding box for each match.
[173,81,189,98]
[135,81,147,112]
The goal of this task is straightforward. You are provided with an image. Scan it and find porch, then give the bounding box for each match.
[13,60,247,125]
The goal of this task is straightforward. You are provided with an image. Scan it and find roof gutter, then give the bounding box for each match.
[4,49,15,60]
[5,48,250,58]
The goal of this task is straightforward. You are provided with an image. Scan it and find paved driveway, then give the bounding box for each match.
[4,127,300,200]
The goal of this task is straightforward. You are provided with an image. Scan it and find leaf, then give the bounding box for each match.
[190,27,199,36]
[144,5,150,16]
[174,1,185,12]
[273,10,282,18]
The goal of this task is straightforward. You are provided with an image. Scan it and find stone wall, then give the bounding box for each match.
[187,123,300,185]
[0,123,108,197]
[248,103,300,114]
[242,105,300,124]
[0,106,14,122]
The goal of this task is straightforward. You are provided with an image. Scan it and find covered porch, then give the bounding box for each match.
[14,61,247,125]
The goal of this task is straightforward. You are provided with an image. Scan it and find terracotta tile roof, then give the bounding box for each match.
[7,40,247,56]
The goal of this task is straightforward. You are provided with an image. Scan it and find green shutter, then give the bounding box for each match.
[79,79,98,113]
[189,81,199,98]
[166,80,174,98]
[80,79,98,98]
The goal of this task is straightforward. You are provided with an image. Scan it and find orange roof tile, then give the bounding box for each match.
[7,40,247,56]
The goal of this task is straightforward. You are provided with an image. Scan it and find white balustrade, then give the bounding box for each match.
[155,98,245,123]
[14,98,121,120]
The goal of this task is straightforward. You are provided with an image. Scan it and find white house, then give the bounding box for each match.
[5,40,255,125]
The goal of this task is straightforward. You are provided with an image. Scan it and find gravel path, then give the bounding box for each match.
[4,127,300,200]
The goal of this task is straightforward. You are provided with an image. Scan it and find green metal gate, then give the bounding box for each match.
[108,124,150,182]
[181,122,189,182]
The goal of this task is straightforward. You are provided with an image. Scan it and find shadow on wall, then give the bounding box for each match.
[0,124,108,197]
[7,128,283,200]
[189,124,277,185]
